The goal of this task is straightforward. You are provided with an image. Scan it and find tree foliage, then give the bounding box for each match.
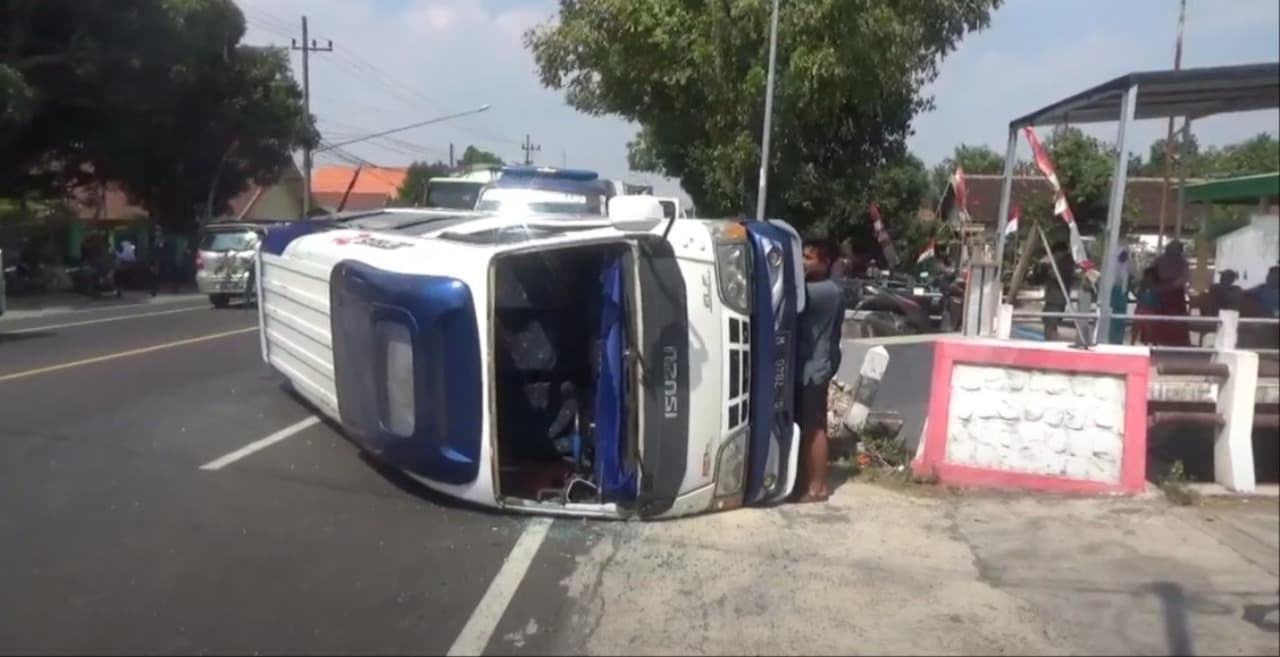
[1133,131,1278,179]
[930,143,1006,197]
[1032,126,1120,234]
[526,0,1002,231]
[1,0,315,230]
[458,145,504,168]
[862,153,934,261]
[396,160,453,206]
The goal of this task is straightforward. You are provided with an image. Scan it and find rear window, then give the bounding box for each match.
[200,230,258,251]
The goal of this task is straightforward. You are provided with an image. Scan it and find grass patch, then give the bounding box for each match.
[832,423,942,493]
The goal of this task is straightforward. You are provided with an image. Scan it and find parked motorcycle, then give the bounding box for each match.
[75,261,121,298]
[842,276,933,338]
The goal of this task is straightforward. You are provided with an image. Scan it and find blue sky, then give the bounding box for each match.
[238,0,1280,200]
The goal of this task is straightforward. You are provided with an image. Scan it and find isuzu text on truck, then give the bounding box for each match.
[255,171,805,519]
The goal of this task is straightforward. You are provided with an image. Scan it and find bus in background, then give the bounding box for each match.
[422,166,502,210]
[475,167,614,217]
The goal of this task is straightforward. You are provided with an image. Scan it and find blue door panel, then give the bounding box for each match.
[329,260,484,485]
[744,223,799,504]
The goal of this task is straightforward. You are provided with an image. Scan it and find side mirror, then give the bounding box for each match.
[607,195,665,233]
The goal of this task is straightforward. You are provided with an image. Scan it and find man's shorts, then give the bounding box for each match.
[797,381,829,432]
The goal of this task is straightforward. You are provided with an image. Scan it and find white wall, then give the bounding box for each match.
[1215,214,1279,288]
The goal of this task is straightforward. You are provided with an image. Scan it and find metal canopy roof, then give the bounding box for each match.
[1009,62,1280,128]
[1182,171,1280,205]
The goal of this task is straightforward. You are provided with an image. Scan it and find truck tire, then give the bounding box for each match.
[210,294,230,308]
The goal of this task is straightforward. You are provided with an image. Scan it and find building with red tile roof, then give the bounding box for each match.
[310,165,410,211]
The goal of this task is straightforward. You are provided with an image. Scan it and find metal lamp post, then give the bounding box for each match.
[753,0,782,223]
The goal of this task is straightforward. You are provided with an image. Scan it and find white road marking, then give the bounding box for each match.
[5,304,208,333]
[447,517,554,656]
[198,416,322,471]
[0,326,258,382]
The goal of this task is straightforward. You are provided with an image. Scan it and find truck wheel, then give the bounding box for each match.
[210,294,230,308]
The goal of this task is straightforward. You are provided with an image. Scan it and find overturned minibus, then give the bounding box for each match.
[256,188,805,519]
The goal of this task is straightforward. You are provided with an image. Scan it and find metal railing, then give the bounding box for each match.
[999,306,1280,354]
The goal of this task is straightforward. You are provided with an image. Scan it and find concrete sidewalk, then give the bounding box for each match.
[542,483,1279,656]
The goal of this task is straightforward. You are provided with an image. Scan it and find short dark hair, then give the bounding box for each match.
[803,237,838,263]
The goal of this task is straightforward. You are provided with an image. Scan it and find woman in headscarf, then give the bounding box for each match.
[1108,246,1138,344]
[1151,240,1192,346]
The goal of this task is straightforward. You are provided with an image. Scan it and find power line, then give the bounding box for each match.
[290,16,333,217]
[244,7,522,147]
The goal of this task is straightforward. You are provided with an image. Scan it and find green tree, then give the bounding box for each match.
[870,152,934,262]
[1138,132,1205,177]
[458,145,504,168]
[1,0,315,229]
[930,143,1007,198]
[1019,126,1119,237]
[90,1,316,229]
[526,0,1002,231]
[1202,132,1279,177]
[396,160,453,205]
[0,0,167,199]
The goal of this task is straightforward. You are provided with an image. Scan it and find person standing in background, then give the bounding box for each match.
[1261,265,1279,318]
[1108,246,1137,344]
[792,237,845,504]
[1040,241,1077,341]
[1151,240,1192,346]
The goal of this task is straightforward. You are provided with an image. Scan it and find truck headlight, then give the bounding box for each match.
[765,244,785,313]
[379,321,416,436]
[709,221,752,314]
[714,430,748,496]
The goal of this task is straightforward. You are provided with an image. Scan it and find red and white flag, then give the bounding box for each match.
[1023,127,1094,270]
[1004,205,1020,237]
[867,202,900,269]
[916,239,936,265]
[952,166,970,221]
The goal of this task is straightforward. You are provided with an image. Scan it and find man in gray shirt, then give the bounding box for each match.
[792,238,844,503]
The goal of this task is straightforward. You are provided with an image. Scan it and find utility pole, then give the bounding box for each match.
[1156,0,1187,250]
[291,16,333,218]
[449,143,455,170]
[521,134,541,166]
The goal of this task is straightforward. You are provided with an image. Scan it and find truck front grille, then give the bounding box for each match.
[726,315,750,431]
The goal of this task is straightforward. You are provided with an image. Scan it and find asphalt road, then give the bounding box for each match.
[5,294,1275,657]
[0,297,587,656]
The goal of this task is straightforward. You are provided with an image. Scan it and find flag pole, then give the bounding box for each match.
[1156,0,1188,251]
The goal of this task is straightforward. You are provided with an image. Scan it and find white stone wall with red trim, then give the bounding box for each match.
[945,364,1128,485]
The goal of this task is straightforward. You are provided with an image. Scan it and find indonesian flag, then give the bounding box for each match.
[952,167,970,221]
[867,202,900,269]
[1004,205,1020,237]
[1023,127,1094,270]
[917,239,936,264]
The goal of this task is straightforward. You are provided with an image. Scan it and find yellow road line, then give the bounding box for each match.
[0,326,258,383]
